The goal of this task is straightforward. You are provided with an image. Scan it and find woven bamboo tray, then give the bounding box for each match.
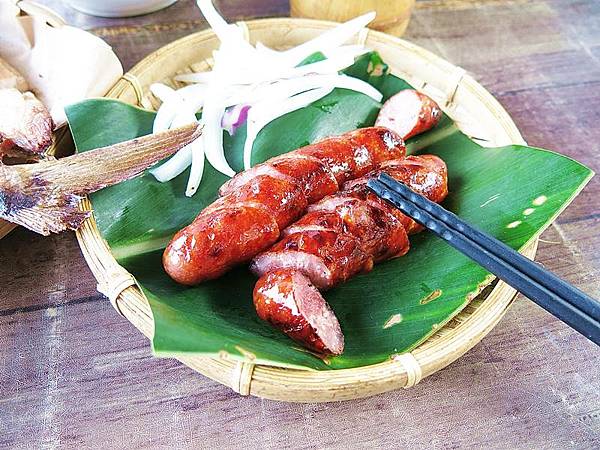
[76,18,536,402]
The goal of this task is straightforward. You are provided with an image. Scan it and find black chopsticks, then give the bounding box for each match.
[367,173,600,346]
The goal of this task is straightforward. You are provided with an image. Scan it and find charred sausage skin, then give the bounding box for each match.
[252,155,448,288]
[164,127,406,285]
[252,155,448,354]
[164,204,280,285]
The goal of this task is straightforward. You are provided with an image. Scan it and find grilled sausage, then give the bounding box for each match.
[252,155,448,354]
[254,268,344,355]
[375,90,441,140]
[164,91,442,286]
[164,127,406,285]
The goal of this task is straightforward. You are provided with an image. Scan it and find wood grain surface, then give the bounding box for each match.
[1,0,599,448]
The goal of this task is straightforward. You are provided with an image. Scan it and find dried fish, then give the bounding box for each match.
[0,88,54,157]
[0,57,53,158]
[0,123,202,235]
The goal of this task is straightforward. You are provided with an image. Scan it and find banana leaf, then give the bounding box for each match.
[66,54,592,370]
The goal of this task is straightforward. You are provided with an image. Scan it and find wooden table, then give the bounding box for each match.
[2,1,599,447]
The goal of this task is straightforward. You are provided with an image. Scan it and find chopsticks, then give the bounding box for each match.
[367,173,600,346]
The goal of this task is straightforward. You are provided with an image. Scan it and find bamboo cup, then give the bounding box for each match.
[290,0,416,36]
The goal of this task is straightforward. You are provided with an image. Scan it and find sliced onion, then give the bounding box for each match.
[150,111,199,182]
[326,74,383,102]
[177,83,208,101]
[176,84,208,115]
[291,53,357,77]
[175,50,361,88]
[255,41,282,58]
[184,136,206,197]
[245,74,382,106]
[197,1,257,75]
[222,104,250,135]
[322,44,368,60]
[243,87,334,169]
[152,2,383,196]
[197,0,247,47]
[151,83,206,133]
[150,146,193,182]
[174,72,213,84]
[151,84,178,133]
[150,83,175,102]
[196,96,233,180]
[277,12,375,65]
[254,73,381,106]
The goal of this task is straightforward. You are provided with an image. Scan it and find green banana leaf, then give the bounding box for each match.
[66,53,592,370]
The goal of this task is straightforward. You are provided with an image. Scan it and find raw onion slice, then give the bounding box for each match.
[322,44,368,60]
[243,87,333,170]
[176,84,208,114]
[150,83,175,101]
[149,146,193,182]
[174,47,366,87]
[149,83,207,182]
[324,74,382,102]
[197,0,253,52]
[222,104,250,135]
[189,95,231,195]
[150,84,177,133]
[226,73,382,110]
[184,135,206,196]
[173,72,213,84]
[276,12,375,66]
[151,83,207,133]
[150,112,201,182]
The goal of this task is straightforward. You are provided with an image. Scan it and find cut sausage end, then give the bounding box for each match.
[375,89,441,140]
[251,250,333,290]
[254,269,344,355]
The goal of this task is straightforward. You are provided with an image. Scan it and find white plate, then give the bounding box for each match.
[66,0,178,18]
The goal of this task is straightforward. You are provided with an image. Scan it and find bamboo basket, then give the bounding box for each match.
[76,18,536,402]
[0,1,67,240]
